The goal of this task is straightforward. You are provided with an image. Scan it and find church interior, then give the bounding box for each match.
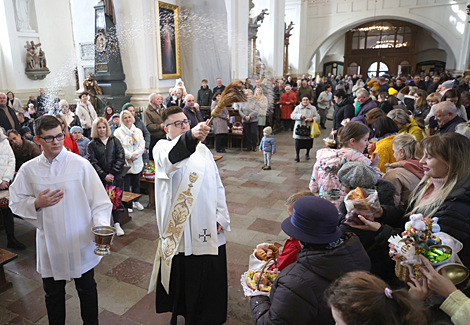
[1,0,470,324]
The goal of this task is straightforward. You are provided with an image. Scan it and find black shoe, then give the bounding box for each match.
[294,157,300,162]
[252,147,257,152]
[245,148,252,151]
[320,124,326,130]
[7,235,26,251]
[220,149,226,153]
[305,155,310,160]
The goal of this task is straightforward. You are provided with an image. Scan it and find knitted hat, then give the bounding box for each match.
[281,196,342,244]
[122,102,134,111]
[263,126,272,135]
[112,113,120,119]
[70,126,83,134]
[337,161,378,189]
[20,126,31,136]
[442,80,454,89]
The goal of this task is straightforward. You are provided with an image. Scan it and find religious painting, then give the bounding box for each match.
[156,2,181,79]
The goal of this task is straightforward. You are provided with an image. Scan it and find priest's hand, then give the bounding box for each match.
[191,121,211,141]
[34,189,64,210]
[217,222,222,234]
[105,174,114,183]
[0,181,9,190]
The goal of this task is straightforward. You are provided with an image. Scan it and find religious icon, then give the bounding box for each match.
[156,2,181,79]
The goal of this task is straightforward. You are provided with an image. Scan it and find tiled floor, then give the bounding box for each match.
[0,122,332,324]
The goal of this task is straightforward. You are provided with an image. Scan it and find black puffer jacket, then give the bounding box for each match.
[380,175,470,270]
[332,95,355,131]
[86,136,125,182]
[250,233,370,325]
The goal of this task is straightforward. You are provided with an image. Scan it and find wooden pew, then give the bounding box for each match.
[0,248,18,293]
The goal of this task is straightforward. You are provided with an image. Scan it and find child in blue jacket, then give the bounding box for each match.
[259,126,276,170]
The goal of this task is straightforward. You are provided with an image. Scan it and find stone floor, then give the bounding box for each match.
[0,121,333,324]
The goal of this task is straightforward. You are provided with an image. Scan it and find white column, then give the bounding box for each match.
[225,0,249,80]
[284,0,307,76]
[457,0,470,71]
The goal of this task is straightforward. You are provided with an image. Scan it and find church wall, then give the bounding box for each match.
[0,0,77,104]
[284,0,468,75]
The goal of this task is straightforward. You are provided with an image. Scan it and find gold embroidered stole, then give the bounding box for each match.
[148,143,208,294]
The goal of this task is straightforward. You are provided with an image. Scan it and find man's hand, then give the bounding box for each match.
[34,189,64,210]
[131,153,138,161]
[191,121,211,141]
[86,123,91,129]
[105,174,114,183]
[0,181,9,190]
[245,116,251,121]
[217,222,222,234]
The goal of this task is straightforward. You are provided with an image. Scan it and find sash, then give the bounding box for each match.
[148,143,208,294]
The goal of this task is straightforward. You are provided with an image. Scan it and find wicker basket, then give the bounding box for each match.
[395,256,413,283]
[324,135,336,148]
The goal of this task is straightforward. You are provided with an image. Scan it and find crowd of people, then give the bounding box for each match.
[2,70,470,325]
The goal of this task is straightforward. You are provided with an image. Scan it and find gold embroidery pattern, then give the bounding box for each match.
[161,172,199,265]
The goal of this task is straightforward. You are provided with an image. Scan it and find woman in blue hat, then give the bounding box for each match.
[249,196,370,325]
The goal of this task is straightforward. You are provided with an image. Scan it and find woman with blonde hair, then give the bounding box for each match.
[387,108,423,142]
[254,86,268,141]
[87,117,126,235]
[113,110,145,211]
[54,114,79,154]
[383,133,423,205]
[363,133,470,270]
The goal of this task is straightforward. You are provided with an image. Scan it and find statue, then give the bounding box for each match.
[14,0,33,31]
[104,0,116,25]
[83,74,103,109]
[251,9,269,25]
[24,41,50,80]
[283,22,294,75]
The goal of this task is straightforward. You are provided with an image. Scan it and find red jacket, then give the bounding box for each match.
[279,92,297,120]
[268,237,301,272]
[64,133,79,155]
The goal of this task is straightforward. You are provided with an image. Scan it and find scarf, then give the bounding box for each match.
[120,124,138,146]
[61,111,76,128]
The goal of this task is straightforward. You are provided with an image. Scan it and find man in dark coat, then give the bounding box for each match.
[213,78,225,94]
[409,75,427,91]
[0,93,21,133]
[250,196,370,325]
[355,89,377,117]
[434,101,465,134]
[7,129,40,171]
[183,94,204,129]
[197,79,213,107]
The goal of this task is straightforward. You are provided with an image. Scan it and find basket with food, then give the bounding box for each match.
[323,135,336,148]
[142,162,155,179]
[241,242,283,296]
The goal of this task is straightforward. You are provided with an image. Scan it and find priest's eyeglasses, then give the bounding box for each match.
[38,133,65,143]
[166,119,191,128]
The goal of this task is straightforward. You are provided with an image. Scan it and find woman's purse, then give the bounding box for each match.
[295,123,310,136]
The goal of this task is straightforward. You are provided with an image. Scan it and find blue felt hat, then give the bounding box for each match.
[281,196,342,244]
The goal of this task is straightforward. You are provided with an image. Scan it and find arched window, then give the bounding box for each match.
[368,62,388,77]
[351,22,411,50]
[347,62,359,75]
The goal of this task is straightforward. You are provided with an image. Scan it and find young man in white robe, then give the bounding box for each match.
[149,107,230,325]
[9,115,112,325]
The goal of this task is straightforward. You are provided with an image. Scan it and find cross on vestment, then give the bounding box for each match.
[199,229,211,242]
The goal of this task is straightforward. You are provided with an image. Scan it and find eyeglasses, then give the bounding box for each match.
[166,119,191,128]
[38,133,65,143]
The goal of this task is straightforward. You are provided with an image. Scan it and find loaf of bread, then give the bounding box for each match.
[348,187,367,201]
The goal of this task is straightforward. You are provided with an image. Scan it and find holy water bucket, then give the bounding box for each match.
[92,226,115,256]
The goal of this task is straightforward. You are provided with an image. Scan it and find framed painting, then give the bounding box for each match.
[156,2,181,79]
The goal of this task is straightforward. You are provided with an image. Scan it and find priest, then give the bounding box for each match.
[149,106,230,325]
[9,115,112,325]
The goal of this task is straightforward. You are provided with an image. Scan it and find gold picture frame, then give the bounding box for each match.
[156,2,181,79]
